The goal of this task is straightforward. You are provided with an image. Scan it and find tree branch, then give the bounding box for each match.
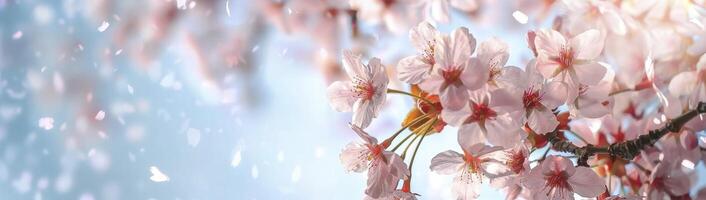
[546,102,706,167]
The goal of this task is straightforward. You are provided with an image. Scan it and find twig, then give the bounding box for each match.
[545,102,706,166]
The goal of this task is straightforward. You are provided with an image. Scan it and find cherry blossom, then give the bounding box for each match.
[419,27,484,111]
[419,0,478,23]
[397,22,439,84]
[350,0,418,34]
[340,124,410,198]
[430,142,504,200]
[561,0,627,35]
[534,29,606,88]
[499,61,568,134]
[489,144,531,199]
[328,51,389,128]
[522,155,605,200]
[442,89,523,147]
[668,54,706,108]
[646,159,690,199]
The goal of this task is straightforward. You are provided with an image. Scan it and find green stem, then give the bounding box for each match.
[384,112,431,145]
[407,118,438,172]
[387,88,434,106]
[400,134,421,159]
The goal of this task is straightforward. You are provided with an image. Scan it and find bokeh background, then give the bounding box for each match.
[1,0,703,199]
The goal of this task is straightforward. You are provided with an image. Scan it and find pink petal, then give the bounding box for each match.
[668,72,697,97]
[541,81,568,109]
[573,62,606,86]
[429,0,450,23]
[397,56,432,84]
[570,29,603,60]
[452,177,481,200]
[449,27,475,65]
[489,89,522,114]
[461,58,488,91]
[450,0,478,12]
[441,104,471,126]
[430,150,465,174]
[409,22,437,51]
[419,70,445,94]
[496,66,528,92]
[340,142,370,173]
[535,54,563,79]
[352,99,374,129]
[485,117,522,147]
[477,37,509,70]
[349,123,378,145]
[527,109,559,134]
[326,81,357,112]
[343,50,366,79]
[600,10,627,35]
[458,123,486,149]
[568,167,605,197]
[440,84,469,111]
[534,29,566,58]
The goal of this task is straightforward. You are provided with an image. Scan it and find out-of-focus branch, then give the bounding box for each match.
[546,102,706,167]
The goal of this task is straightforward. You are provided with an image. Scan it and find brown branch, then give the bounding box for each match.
[546,102,706,167]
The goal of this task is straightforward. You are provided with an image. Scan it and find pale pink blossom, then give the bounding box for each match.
[350,0,418,34]
[340,124,410,198]
[522,155,605,200]
[499,61,568,134]
[567,67,613,118]
[668,54,706,108]
[397,22,439,84]
[430,142,504,200]
[420,0,478,23]
[365,190,417,200]
[534,29,606,88]
[489,144,531,199]
[646,159,690,199]
[327,51,389,128]
[442,89,523,147]
[474,37,509,91]
[561,0,627,35]
[420,27,484,111]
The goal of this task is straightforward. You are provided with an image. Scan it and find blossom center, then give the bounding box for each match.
[460,153,484,183]
[353,78,375,100]
[522,87,543,109]
[467,102,497,123]
[442,67,463,84]
[506,150,527,174]
[558,45,574,69]
[544,171,571,197]
[422,40,436,65]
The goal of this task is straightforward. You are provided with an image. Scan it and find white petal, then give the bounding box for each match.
[397,56,432,84]
[352,100,375,129]
[541,81,568,109]
[349,123,378,144]
[568,167,605,198]
[340,142,371,173]
[410,21,437,51]
[485,117,522,147]
[570,29,603,60]
[430,150,465,174]
[326,81,357,112]
[527,109,559,134]
[574,62,606,86]
[461,58,488,91]
[343,50,366,79]
[441,84,469,111]
[669,72,698,97]
[458,123,486,148]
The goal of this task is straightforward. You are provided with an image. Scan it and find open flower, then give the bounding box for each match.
[534,29,606,88]
[420,27,485,111]
[397,22,439,84]
[522,155,605,200]
[327,51,389,128]
[474,37,509,92]
[442,89,523,147]
[499,61,568,134]
[646,159,690,199]
[430,142,504,200]
[668,53,706,109]
[420,0,478,23]
[489,144,531,199]
[340,124,410,198]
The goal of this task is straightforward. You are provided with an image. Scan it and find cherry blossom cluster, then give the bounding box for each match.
[324,0,706,200]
